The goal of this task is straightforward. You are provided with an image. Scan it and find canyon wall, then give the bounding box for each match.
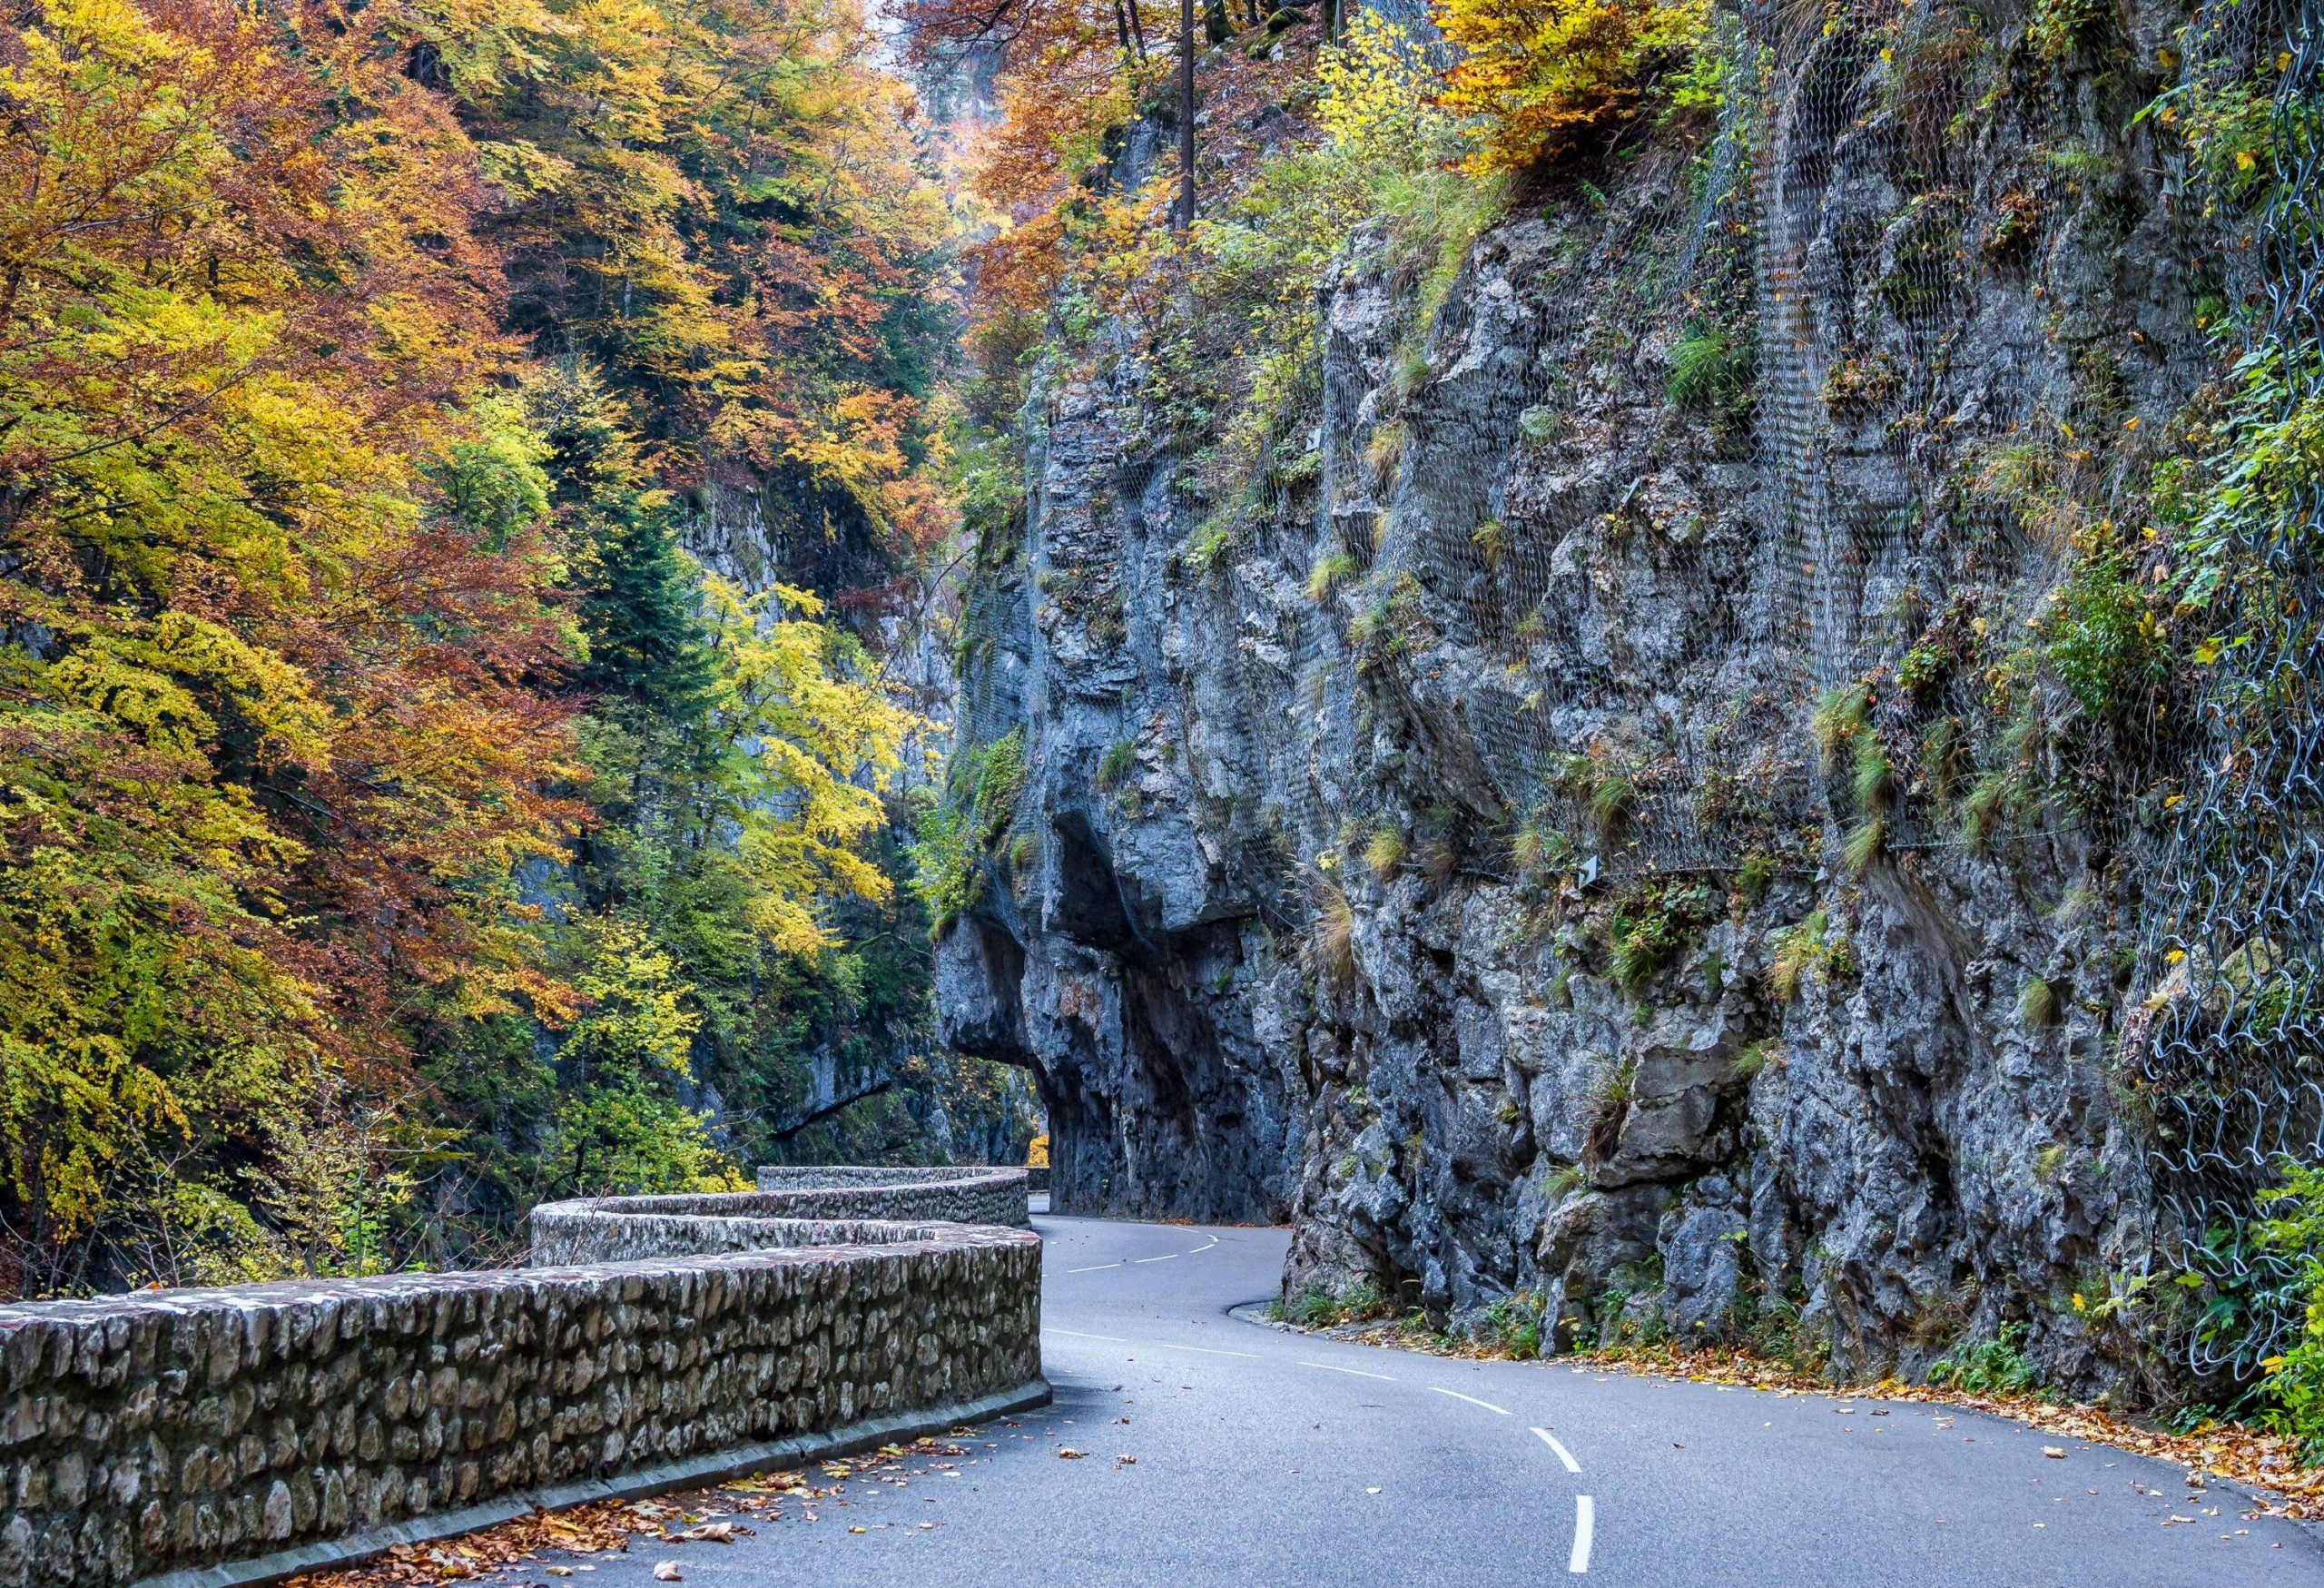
[938,0,2280,1390]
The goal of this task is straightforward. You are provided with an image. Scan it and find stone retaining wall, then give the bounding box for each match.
[0,1173,1043,1587]
[747,1166,1030,1228]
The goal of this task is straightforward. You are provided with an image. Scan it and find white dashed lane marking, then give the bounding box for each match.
[1132,1253,1179,1264]
[1043,1327,1129,1343]
[1066,1262,1123,1274]
[1429,1386,1510,1416]
[1531,1427,1582,1474]
[1570,1495,1594,1573]
[1296,1361,1396,1382]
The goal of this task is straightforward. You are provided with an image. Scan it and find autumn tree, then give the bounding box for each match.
[0,0,970,1290]
[1433,0,1716,176]
[0,0,581,1288]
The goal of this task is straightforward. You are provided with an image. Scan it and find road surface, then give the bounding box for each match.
[545,1210,2324,1586]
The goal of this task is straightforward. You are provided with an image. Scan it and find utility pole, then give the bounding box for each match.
[1177,0,1196,232]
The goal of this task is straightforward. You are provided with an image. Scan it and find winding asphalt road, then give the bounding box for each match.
[549,1210,2324,1586]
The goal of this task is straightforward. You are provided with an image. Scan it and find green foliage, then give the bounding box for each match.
[1769,910,1855,1002]
[2256,1162,2324,1457]
[1896,640,1947,695]
[1926,1322,2041,1396]
[1513,819,1581,878]
[1479,1291,1546,1357]
[1097,739,1139,794]
[2041,545,2164,720]
[1962,760,2026,852]
[1606,881,1718,996]
[2138,29,2292,212]
[2169,345,2323,683]
[2017,976,2062,1028]
[910,729,1030,932]
[1667,322,1753,410]
[547,371,720,718]
[539,921,744,1198]
[1810,685,1869,772]
[1843,816,1886,877]
[0,0,1005,1290]
[1285,1279,1390,1327]
[1185,519,1239,576]
[1364,825,1409,878]
[1588,771,1636,838]
[906,793,983,935]
[1851,733,1897,812]
[1308,551,1363,602]
[430,392,555,551]
[2028,0,2112,64]
[1145,12,1505,530]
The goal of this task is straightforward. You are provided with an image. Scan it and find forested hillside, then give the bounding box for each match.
[0,0,1034,1297]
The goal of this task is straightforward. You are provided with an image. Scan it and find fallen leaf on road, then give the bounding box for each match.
[1057,1448,1086,1459]
[547,1572,571,1580]
[1365,1487,1381,1495]
[651,1564,681,1583]
[849,1526,867,1534]
[2043,1447,2067,1459]
[675,1524,737,1544]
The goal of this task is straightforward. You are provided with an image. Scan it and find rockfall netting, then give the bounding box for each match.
[2133,0,2324,1378]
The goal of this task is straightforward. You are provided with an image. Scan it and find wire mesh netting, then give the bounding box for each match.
[2132,0,2324,1378]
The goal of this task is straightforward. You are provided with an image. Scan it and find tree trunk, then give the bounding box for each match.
[1177,0,1196,231]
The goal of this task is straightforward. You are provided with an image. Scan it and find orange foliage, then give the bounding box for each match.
[0,0,586,1269]
[1433,0,1713,176]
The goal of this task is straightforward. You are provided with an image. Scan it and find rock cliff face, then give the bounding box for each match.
[940,0,2265,1388]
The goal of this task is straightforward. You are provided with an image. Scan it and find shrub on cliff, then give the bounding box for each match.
[2257,1162,2324,1459]
[1434,0,1719,176]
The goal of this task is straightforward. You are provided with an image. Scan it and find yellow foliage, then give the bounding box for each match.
[695,577,919,956]
[1433,0,1715,176]
[1316,12,1447,159]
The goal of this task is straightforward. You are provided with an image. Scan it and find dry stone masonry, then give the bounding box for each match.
[749,1167,1035,1228]
[0,1169,1040,1587]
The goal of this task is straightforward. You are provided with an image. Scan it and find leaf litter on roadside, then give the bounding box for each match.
[282,1436,980,1588]
[1272,1310,2324,1519]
